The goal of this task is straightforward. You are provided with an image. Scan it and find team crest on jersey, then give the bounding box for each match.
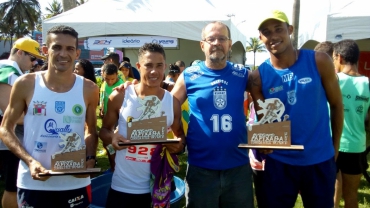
[33,101,47,116]
[287,90,297,105]
[72,104,83,116]
[55,101,65,114]
[213,86,227,110]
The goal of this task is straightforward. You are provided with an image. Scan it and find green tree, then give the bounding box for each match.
[0,0,41,48]
[246,37,266,69]
[45,0,63,18]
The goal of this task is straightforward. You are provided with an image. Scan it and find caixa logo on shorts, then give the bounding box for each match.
[40,119,73,138]
[68,195,84,207]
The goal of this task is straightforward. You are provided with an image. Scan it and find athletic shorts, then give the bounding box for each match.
[262,156,336,208]
[105,188,151,208]
[17,186,91,208]
[0,150,20,192]
[336,151,369,175]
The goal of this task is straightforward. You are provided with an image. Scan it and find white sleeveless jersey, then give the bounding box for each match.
[112,85,174,194]
[17,72,90,190]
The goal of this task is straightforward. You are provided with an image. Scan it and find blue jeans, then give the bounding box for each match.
[185,164,254,208]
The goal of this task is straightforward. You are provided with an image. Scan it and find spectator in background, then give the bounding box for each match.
[123,57,140,81]
[30,59,44,73]
[75,59,97,83]
[175,60,186,72]
[333,39,369,208]
[119,61,135,82]
[314,41,334,58]
[164,64,181,85]
[101,52,124,81]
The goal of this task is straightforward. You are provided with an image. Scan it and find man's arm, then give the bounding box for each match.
[99,90,127,150]
[248,69,265,121]
[170,73,187,105]
[164,97,186,154]
[0,84,24,125]
[0,75,49,180]
[83,80,99,168]
[315,51,344,160]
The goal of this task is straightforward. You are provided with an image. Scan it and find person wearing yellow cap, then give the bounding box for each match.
[249,10,343,207]
[0,37,45,208]
[0,25,99,207]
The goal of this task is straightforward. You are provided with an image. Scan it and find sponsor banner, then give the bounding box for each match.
[85,36,178,50]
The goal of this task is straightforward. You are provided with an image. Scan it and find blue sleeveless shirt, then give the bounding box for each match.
[258,50,334,165]
[184,61,249,170]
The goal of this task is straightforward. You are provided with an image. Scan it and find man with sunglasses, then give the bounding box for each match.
[0,38,45,208]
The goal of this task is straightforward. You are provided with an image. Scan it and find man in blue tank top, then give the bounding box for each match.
[249,10,344,207]
[171,21,254,208]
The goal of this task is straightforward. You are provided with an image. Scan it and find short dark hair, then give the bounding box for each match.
[202,21,231,40]
[103,63,118,75]
[77,59,97,83]
[46,25,79,48]
[123,57,131,62]
[168,64,180,76]
[138,43,166,61]
[333,39,359,65]
[175,60,185,67]
[314,41,334,57]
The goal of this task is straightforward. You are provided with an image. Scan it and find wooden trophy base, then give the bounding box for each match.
[238,144,304,150]
[39,168,101,176]
[118,138,181,146]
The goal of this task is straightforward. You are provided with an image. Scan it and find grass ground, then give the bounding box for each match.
[1,112,370,208]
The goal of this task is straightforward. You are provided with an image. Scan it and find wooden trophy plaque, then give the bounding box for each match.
[239,98,304,150]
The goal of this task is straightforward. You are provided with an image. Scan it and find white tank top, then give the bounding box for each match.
[112,85,174,194]
[17,72,90,190]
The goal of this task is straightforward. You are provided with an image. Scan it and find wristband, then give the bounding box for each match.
[86,155,96,161]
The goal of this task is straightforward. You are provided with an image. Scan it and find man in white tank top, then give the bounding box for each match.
[99,43,185,207]
[0,25,99,208]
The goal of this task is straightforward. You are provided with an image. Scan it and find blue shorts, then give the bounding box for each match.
[262,156,336,208]
[17,186,91,208]
[185,164,254,208]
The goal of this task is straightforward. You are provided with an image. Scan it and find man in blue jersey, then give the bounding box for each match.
[249,10,343,207]
[171,21,254,208]
[333,39,369,208]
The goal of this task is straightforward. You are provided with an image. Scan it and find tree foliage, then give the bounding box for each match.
[45,0,63,18]
[246,37,266,68]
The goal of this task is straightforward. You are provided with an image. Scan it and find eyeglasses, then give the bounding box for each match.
[25,52,37,62]
[202,36,230,44]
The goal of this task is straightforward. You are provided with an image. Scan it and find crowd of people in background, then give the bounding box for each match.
[0,9,368,208]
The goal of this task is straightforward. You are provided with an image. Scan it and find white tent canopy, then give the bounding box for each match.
[42,0,246,48]
[299,0,370,50]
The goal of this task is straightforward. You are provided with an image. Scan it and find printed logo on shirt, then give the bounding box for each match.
[33,101,47,116]
[19,201,34,208]
[213,86,227,110]
[269,85,283,94]
[72,104,83,116]
[282,73,294,82]
[232,71,245,78]
[298,77,312,84]
[34,141,47,153]
[356,105,364,115]
[186,66,204,81]
[355,96,369,102]
[63,116,83,124]
[287,90,297,105]
[41,119,72,138]
[343,94,351,99]
[55,101,65,114]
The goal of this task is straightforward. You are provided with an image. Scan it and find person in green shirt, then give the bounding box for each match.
[99,63,124,118]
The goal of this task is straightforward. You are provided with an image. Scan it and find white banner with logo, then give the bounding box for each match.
[85,36,178,50]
